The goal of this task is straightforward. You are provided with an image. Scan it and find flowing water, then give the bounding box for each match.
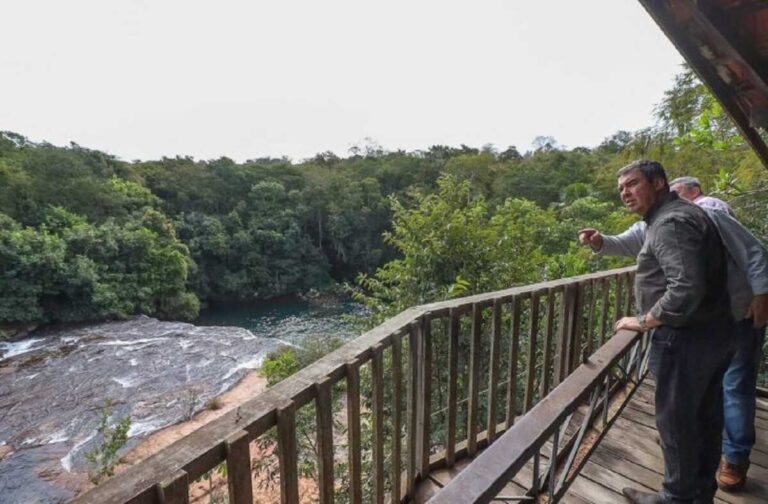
[0,298,362,504]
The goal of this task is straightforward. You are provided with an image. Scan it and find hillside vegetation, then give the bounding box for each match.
[1,67,766,326]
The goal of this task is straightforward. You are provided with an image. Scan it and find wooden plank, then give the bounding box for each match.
[569,282,585,373]
[614,274,624,321]
[416,317,433,477]
[625,271,634,316]
[277,403,299,504]
[446,308,460,466]
[346,363,363,504]
[540,288,556,398]
[314,379,335,504]
[467,303,483,456]
[586,279,597,357]
[155,470,189,504]
[224,430,253,504]
[372,346,386,504]
[524,293,541,412]
[487,299,502,442]
[506,296,522,428]
[555,286,570,386]
[391,335,403,504]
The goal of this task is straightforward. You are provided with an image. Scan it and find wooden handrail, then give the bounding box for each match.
[71,266,637,504]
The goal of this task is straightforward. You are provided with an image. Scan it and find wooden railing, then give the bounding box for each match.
[427,327,649,503]
[71,266,637,504]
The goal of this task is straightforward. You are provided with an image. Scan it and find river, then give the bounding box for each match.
[0,297,363,504]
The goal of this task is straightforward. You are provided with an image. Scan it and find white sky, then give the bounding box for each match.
[0,0,684,162]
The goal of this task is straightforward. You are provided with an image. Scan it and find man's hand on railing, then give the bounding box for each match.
[578,228,604,251]
[615,313,661,333]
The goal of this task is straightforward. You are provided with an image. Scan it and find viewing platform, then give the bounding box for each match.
[416,377,768,503]
[68,265,768,503]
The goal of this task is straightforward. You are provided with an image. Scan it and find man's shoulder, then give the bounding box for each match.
[650,200,709,235]
[695,195,733,214]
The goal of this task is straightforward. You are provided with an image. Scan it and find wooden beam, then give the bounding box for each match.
[637,0,768,170]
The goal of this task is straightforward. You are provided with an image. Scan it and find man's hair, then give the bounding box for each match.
[669,176,701,189]
[617,159,668,186]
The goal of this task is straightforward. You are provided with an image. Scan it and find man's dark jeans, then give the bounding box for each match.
[649,321,734,503]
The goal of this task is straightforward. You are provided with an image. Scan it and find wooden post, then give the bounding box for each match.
[416,317,432,477]
[586,279,597,358]
[524,292,540,412]
[315,379,335,504]
[346,363,363,503]
[156,470,189,504]
[540,288,556,398]
[446,308,460,466]
[277,403,299,504]
[467,304,482,456]
[600,277,610,346]
[225,430,254,504]
[506,297,522,428]
[614,274,624,321]
[487,299,502,442]
[391,335,403,504]
[372,346,385,504]
[406,323,419,497]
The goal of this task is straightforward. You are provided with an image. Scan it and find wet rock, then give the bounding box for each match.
[0,315,287,504]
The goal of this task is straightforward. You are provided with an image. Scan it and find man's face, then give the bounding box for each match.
[670,183,700,202]
[617,170,664,215]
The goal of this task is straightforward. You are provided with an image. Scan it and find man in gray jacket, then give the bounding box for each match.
[579,177,768,492]
[595,160,734,504]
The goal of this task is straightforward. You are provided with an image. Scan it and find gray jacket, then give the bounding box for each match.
[597,201,768,321]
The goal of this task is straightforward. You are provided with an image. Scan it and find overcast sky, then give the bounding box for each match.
[0,0,684,162]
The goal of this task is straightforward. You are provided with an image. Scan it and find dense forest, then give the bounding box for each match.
[1,67,767,329]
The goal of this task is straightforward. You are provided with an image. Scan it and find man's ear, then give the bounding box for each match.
[653,178,667,191]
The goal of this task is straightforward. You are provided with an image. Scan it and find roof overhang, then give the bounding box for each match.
[638,0,768,169]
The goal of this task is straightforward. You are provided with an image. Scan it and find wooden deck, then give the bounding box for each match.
[415,379,768,503]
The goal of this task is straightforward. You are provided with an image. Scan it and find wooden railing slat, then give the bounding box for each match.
[540,288,556,398]
[225,430,253,504]
[156,470,189,504]
[391,335,404,504]
[586,279,597,358]
[467,304,483,456]
[446,308,460,466]
[600,277,610,346]
[416,317,433,476]
[625,271,635,316]
[346,363,363,504]
[572,282,586,369]
[277,403,299,504]
[406,323,418,497]
[524,293,540,412]
[487,299,502,442]
[614,274,624,321]
[505,297,522,428]
[372,346,386,504]
[314,379,335,504]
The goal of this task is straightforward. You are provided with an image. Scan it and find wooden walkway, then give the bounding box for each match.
[415,379,768,503]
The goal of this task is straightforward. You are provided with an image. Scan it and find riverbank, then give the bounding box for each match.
[111,371,318,503]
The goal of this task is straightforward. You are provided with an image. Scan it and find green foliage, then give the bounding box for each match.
[84,400,132,483]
